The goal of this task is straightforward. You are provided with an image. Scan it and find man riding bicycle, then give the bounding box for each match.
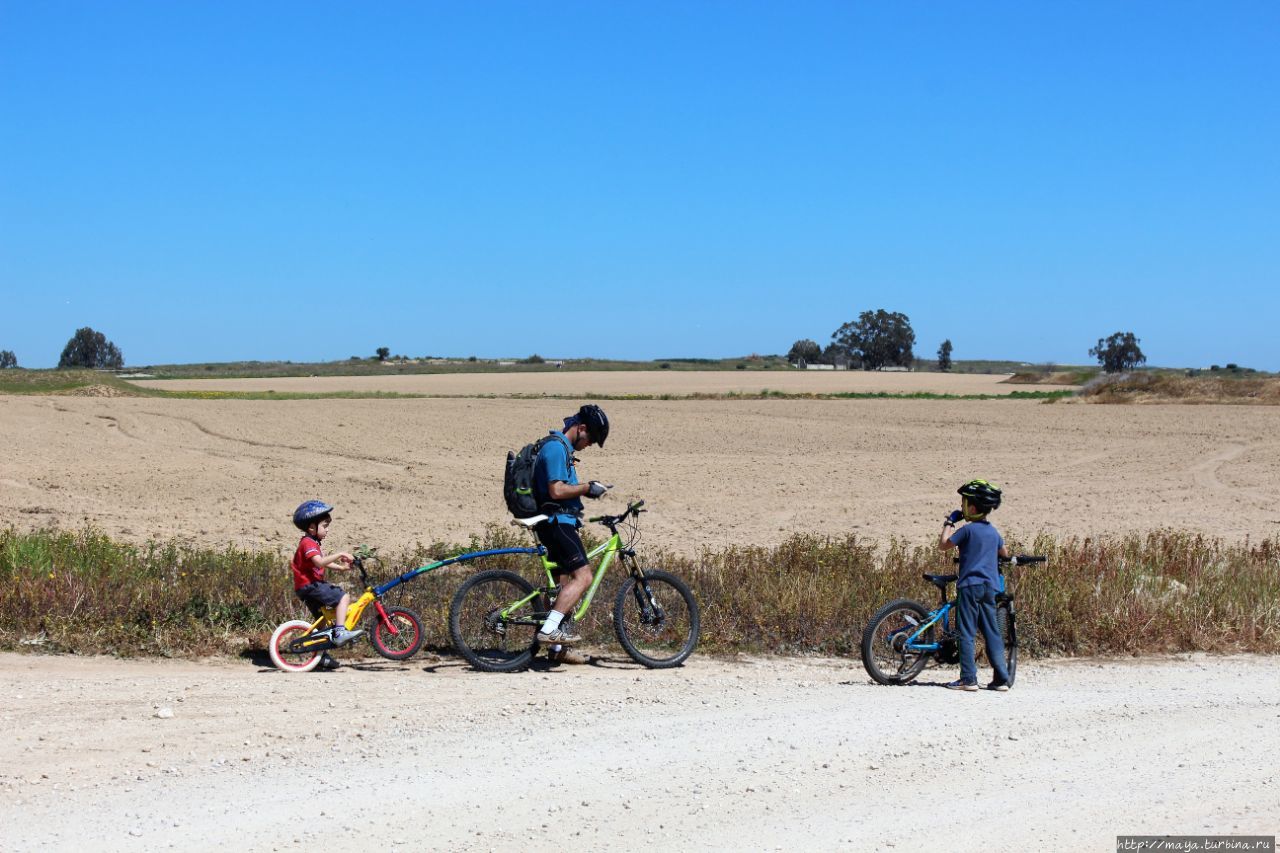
[532,404,611,659]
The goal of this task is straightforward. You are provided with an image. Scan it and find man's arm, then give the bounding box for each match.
[548,480,592,501]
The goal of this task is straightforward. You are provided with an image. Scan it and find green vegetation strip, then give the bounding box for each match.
[3,525,1275,658]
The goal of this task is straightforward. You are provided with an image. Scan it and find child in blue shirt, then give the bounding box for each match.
[938,479,1012,692]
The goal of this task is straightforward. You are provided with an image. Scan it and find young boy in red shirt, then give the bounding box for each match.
[291,501,363,652]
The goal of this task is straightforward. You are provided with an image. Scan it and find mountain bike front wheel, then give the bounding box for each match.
[369,606,425,661]
[613,570,700,668]
[861,599,933,685]
[269,620,322,673]
[449,569,542,673]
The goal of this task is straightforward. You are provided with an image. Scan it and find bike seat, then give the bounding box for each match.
[511,515,549,529]
[923,573,957,588]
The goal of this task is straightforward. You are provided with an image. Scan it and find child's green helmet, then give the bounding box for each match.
[957,479,1002,511]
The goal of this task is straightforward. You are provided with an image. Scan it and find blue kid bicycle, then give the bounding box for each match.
[860,554,1046,686]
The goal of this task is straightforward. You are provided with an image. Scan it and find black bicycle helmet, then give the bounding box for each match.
[578,404,609,447]
[292,500,334,531]
[957,479,1002,511]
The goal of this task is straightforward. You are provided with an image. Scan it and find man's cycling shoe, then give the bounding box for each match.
[318,653,341,670]
[547,646,591,665]
[536,628,582,645]
[944,679,979,692]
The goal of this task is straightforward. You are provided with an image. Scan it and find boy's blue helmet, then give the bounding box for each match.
[293,500,334,531]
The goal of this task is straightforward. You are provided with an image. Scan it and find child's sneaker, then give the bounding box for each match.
[987,680,1011,692]
[944,679,979,692]
[330,627,364,646]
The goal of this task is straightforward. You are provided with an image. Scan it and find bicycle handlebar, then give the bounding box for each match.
[954,554,1048,565]
[587,499,646,527]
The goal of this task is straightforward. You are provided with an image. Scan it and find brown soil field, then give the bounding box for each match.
[2,388,1278,554]
[129,369,1073,396]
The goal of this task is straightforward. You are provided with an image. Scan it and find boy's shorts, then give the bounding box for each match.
[295,581,346,617]
[534,521,589,573]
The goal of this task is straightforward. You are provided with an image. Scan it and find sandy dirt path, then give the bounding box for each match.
[1,652,1275,851]
[128,369,1072,396]
[2,394,1279,554]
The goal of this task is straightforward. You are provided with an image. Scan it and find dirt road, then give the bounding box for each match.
[2,652,1275,851]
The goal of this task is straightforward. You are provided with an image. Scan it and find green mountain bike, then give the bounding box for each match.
[448,500,700,672]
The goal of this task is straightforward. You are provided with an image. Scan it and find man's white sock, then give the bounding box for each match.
[540,610,565,634]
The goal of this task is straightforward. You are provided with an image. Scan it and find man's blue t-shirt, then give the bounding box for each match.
[533,431,581,525]
[950,520,1005,589]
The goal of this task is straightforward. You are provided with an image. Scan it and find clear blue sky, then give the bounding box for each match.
[2,2,1277,369]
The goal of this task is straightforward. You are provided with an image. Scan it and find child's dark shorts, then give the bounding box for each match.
[296,582,346,617]
[533,521,589,573]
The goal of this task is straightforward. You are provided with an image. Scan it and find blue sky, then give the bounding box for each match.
[2,2,1277,369]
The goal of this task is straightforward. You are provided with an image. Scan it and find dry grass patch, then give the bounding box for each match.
[4,526,1276,659]
[1081,372,1280,404]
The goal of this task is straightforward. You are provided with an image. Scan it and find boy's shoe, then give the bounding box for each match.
[547,646,591,665]
[536,627,582,646]
[318,653,341,671]
[987,680,1011,692]
[944,679,979,692]
[330,627,365,646]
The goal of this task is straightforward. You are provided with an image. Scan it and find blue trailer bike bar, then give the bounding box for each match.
[373,546,545,596]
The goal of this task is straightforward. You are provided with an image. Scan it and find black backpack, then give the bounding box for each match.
[503,433,573,519]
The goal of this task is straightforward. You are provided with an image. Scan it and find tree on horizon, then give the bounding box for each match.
[1089,331,1146,373]
[832,309,915,370]
[786,339,821,365]
[58,328,123,369]
[937,339,953,372]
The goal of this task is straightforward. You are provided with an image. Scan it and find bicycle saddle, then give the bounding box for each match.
[923,573,957,588]
[511,515,549,529]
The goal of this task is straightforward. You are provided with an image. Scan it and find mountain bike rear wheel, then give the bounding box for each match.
[269,620,322,673]
[861,599,933,685]
[613,570,700,668]
[449,569,542,673]
[997,601,1017,686]
[369,606,425,661]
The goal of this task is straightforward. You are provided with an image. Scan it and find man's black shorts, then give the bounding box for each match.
[534,521,589,573]
[296,581,346,617]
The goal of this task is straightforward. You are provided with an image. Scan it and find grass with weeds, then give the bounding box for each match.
[1080,371,1280,404]
[2,526,1276,659]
